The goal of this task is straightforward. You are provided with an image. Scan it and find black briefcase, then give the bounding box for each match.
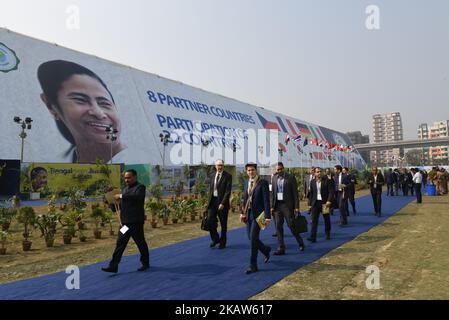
[200,211,210,231]
[292,213,308,234]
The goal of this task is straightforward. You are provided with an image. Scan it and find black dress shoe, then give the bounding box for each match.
[273,250,285,256]
[137,265,150,272]
[101,266,118,273]
[307,237,316,243]
[210,241,219,248]
[299,245,305,251]
[245,266,258,274]
[218,243,226,249]
[272,233,277,237]
[325,234,331,240]
[264,247,271,263]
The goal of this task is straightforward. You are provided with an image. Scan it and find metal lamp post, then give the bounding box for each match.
[106,126,118,164]
[200,137,210,165]
[159,133,170,167]
[13,116,33,162]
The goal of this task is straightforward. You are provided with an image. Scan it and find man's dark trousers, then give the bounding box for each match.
[310,200,331,240]
[110,223,149,268]
[247,209,269,268]
[207,197,229,246]
[274,202,304,251]
[371,190,382,215]
[337,191,348,225]
[415,183,422,203]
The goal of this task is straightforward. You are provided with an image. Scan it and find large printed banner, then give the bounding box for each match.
[20,162,122,197]
[1,28,365,169]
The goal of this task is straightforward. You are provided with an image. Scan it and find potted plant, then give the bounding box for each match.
[90,204,105,239]
[59,210,79,244]
[159,202,170,225]
[0,207,16,232]
[17,206,36,251]
[187,197,198,221]
[170,198,183,224]
[35,214,58,247]
[145,199,160,228]
[102,208,115,236]
[0,231,10,255]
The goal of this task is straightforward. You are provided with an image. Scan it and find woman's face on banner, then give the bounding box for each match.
[53,74,121,145]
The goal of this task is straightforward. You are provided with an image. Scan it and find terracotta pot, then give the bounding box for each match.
[0,248,6,255]
[109,230,115,236]
[182,217,187,223]
[162,218,169,225]
[80,236,87,242]
[94,230,102,239]
[63,235,72,245]
[172,218,178,224]
[190,215,196,221]
[45,237,55,247]
[151,220,158,228]
[1,222,10,231]
[22,240,32,251]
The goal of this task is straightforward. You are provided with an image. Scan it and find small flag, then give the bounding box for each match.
[293,134,302,142]
[303,138,308,147]
[284,134,290,145]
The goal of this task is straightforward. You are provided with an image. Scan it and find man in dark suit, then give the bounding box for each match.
[270,162,305,255]
[368,167,385,217]
[102,169,149,273]
[343,167,357,215]
[393,169,400,196]
[303,167,315,203]
[207,159,232,249]
[241,163,271,274]
[334,165,350,226]
[324,168,335,215]
[307,167,335,242]
[386,168,394,196]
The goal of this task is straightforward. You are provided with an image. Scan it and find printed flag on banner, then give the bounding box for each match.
[278,143,287,153]
[293,134,302,142]
[295,122,314,140]
[303,138,309,147]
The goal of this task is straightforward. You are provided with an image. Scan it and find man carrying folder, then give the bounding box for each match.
[241,163,272,275]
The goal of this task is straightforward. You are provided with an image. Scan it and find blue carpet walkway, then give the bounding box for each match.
[0,194,414,300]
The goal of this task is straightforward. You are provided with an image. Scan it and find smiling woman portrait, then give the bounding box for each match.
[37,60,127,163]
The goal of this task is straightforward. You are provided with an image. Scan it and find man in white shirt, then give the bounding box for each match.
[411,168,423,204]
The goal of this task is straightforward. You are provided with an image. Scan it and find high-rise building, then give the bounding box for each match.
[346,131,370,144]
[418,123,430,163]
[346,131,370,163]
[418,120,449,164]
[371,112,403,166]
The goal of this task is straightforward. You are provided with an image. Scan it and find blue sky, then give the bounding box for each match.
[1,0,448,140]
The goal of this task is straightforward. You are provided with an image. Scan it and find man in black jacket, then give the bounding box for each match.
[102,169,149,273]
[307,167,335,242]
[343,167,357,215]
[368,167,385,217]
[270,162,304,255]
[207,159,232,249]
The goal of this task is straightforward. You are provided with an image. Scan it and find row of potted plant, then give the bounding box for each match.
[0,192,118,254]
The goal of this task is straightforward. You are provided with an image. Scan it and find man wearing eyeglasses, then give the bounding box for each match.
[206,159,232,249]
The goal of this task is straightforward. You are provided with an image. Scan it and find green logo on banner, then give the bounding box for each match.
[0,42,20,73]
